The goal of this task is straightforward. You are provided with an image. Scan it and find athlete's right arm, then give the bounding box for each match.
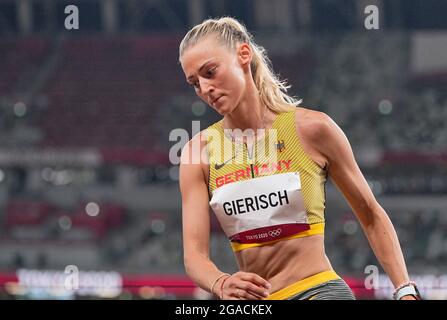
[180,134,271,300]
[179,134,224,296]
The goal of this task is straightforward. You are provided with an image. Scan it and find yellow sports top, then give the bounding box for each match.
[205,110,327,252]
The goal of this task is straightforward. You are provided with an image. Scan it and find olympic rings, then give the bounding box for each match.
[268,228,282,237]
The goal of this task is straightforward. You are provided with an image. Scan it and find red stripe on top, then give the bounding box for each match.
[229,223,310,244]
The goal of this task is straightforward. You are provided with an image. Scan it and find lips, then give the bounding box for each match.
[211,96,223,105]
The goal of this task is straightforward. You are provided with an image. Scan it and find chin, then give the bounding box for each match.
[215,103,235,116]
[214,105,230,116]
[217,108,229,116]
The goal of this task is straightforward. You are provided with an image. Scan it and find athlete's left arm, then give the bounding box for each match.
[315,112,415,299]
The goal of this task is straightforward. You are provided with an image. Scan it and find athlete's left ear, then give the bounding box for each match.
[237,43,252,68]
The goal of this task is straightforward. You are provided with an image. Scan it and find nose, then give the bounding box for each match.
[198,77,214,96]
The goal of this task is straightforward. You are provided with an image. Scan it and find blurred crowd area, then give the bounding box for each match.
[0,0,446,299]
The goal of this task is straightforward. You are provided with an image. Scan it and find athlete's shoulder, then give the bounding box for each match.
[182,130,207,151]
[180,118,223,167]
[180,130,208,165]
[294,106,331,123]
[294,107,336,142]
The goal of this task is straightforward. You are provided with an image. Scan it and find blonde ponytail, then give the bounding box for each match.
[179,17,301,113]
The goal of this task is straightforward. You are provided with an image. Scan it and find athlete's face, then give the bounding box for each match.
[180,36,251,115]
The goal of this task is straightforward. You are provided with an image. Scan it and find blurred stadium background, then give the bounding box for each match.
[0,0,446,300]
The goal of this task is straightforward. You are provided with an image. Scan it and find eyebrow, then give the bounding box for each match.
[186,59,215,82]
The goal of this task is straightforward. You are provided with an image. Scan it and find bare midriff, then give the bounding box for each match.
[234,234,333,294]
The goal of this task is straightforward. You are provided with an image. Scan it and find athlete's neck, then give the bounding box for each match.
[223,89,274,132]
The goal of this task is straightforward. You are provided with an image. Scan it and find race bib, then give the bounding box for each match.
[209,172,309,244]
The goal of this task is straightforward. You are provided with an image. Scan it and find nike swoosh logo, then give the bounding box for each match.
[214,154,237,170]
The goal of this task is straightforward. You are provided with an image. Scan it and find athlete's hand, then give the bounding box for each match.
[218,271,271,300]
